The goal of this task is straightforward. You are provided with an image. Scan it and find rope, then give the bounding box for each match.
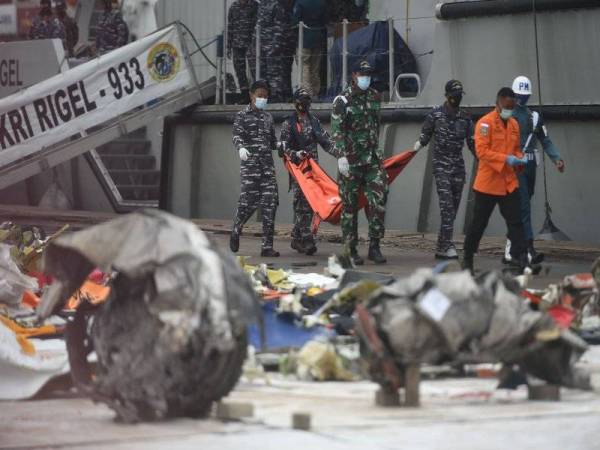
[178,21,217,70]
[532,0,552,218]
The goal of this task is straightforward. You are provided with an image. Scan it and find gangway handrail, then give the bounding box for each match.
[0,84,204,191]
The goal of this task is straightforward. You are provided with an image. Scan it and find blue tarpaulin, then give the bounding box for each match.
[328,21,417,97]
[248,301,334,350]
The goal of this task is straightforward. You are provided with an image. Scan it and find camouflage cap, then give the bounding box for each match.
[445,79,464,95]
[353,60,374,75]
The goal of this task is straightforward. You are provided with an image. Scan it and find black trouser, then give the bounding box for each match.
[464,189,527,261]
[232,47,250,92]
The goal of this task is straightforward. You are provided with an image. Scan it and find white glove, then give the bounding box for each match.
[239,147,250,161]
[414,141,423,152]
[338,157,350,177]
[296,151,307,160]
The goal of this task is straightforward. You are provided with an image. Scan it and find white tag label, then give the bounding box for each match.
[419,288,451,322]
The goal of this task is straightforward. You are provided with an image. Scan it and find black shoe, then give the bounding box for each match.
[350,248,364,266]
[528,241,545,265]
[304,242,317,256]
[508,254,536,275]
[368,239,387,264]
[497,366,528,390]
[291,240,305,254]
[261,248,280,257]
[230,228,240,253]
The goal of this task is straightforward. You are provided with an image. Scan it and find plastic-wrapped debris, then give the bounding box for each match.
[0,320,69,400]
[355,268,591,391]
[0,244,38,308]
[525,258,599,334]
[38,210,261,423]
[0,222,68,274]
[296,338,361,382]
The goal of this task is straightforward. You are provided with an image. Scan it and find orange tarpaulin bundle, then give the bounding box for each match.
[284,151,417,231]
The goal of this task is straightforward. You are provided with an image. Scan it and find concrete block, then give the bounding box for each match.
[215,401,255,420]
[404,365,421,407]
[528,384,561,401]
[292,412,311,431]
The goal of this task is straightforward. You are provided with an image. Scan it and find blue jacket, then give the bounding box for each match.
[293,0,328,49]
[513,104,561,163]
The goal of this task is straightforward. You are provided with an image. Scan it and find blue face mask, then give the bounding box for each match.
[516,94,530,106]
[500,108,514,120]
[254,97,268,110]
[357,76,371,91]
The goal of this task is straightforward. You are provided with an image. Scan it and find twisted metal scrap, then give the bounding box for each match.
[355,269,591,391]
[40,210,260,422]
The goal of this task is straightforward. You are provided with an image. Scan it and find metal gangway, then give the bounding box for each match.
[0,22,212,211]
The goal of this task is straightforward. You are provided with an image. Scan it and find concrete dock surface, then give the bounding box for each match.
[1,216,599,450]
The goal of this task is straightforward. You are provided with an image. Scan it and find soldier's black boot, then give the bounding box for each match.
[528,240,544,264]
[261,248,280,257]
[368,239,387,264]
[291,240,306,254]
[350,247,364,266]
[230,227,240,253]
[304,243,317,256]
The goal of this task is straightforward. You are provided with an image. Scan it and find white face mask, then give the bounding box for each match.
[357,76,371,91]
[500,108,514,120]
[254,97,268,110]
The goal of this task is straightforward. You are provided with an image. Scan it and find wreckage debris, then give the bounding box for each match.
[524,258,600,343]
[354,268,592,396]
[1,211,598,413]
[38,210,261,423]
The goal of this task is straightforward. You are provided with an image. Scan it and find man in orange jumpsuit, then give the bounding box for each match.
[462,87,529,274]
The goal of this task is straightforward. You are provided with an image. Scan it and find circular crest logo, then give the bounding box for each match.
[147,43,180,82]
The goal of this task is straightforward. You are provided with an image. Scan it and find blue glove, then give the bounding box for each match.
[506,155,527,167]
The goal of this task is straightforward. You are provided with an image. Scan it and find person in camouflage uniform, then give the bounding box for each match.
[227,0,259,103]
[230,80,281,258]
[280,0,296,103]
[415,80,475,260]
[250,0,293,103]
[280,88,337,255]
[55,0,79,57]
[95,0,129,56]
[29,0,66,43]
[331,61,387,265]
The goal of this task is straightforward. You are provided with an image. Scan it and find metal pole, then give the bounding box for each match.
[216,35,223,105]
[298,21,304,89]
[216,56,222,105]
[342,19,348,89]
[255,24,261,80]
[223,0,228,105]
[388,17,395,102]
